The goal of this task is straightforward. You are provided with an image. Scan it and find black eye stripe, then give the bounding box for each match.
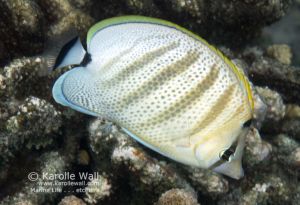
[221,149,235,161]
[243,119,252,127]
[209,147,236,170]
[208,134,240,170]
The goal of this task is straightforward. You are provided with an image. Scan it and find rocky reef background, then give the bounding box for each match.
[0,0,299,205]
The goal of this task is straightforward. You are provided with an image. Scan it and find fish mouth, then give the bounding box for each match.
[212,158,244,179]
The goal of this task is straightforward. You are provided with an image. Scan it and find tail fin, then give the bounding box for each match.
[43,28,86,73]
[53,37,86,70]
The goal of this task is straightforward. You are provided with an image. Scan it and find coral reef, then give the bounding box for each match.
[5,96,62,149]
[255,87,286,122]
[185,168,229,197]
[0,0,299,205]
[155,188,199,205]
[0,152,70,205]
[218,172,298,205]
[102,0,292,46]
[83,174,111,204]
[58,195,87,205]
[266,44,292,65]
[0,0,45,65]
[243,128,272,168]
[245,46,300,104]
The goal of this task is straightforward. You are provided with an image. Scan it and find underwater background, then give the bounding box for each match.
[0,0,299,204]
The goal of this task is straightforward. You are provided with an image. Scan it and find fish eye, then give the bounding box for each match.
[208,140,238,170]
[243,119,252,127]
[219,148,235,162]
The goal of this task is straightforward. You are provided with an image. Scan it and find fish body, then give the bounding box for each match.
[52,16,254,179]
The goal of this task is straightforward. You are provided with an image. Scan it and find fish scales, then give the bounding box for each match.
[119,50,200,110]
[53,16,254,179]
[62,23,249,147]
[90,24,243,143]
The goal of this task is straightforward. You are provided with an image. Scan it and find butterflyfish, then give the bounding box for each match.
[52,16,254,179]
